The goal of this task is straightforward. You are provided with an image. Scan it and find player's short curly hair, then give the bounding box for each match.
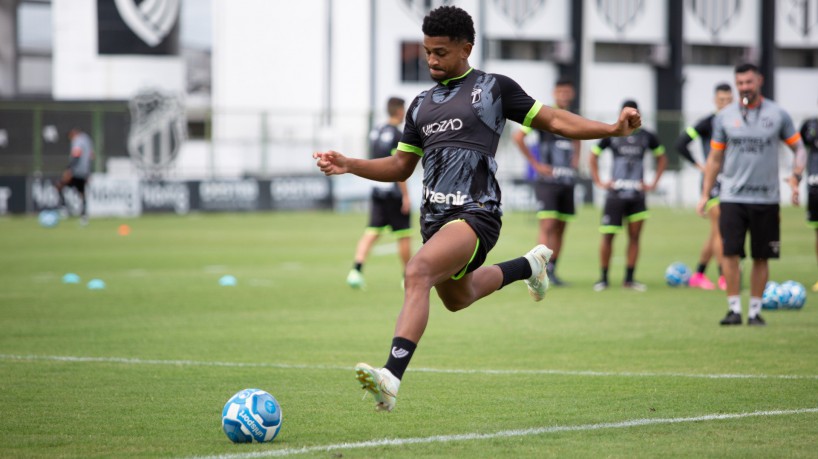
[422,5,475,44]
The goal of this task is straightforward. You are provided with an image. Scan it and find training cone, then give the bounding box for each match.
[62,273,81,284]
[118,224,131,236]
[219,275,237,286]
[87,279,106,290]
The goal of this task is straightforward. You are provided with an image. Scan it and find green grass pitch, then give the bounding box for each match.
[1,206,817,458]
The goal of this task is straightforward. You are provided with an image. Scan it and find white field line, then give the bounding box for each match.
[2,353,818,380]
[189,408,818,459]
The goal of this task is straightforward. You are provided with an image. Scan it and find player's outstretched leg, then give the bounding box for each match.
[523,244,553,301]
[355,363,401,412]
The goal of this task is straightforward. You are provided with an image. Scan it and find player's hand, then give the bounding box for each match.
[595,180,612,190]
[612,107,641,136]
[696,196,708,217]
[534,163,554,177]
[696,163,706,173]
[313,150,349,176]
[642,181,656,192]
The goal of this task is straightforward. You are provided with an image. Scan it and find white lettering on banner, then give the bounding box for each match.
[31,179,62,209]
[422,118,464,136]
[270,178,330,201]
[199,180,259,203]
[87,177,140,217]
[0,187,10,215]
[424,187,468,206]
[141,182,190,214]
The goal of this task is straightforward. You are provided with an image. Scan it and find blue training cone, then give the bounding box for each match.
[62,273,81,284]
[219,275,237,286]
[87,279,106,290]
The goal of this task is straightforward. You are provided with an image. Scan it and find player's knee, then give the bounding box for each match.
[404,258,434,289]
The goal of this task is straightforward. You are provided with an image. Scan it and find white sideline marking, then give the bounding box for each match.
[189,408,818,459]
[2,354,818,380]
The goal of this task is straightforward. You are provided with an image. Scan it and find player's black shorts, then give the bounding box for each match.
[67,177,87,194]
[420,210,502,279]
[599,193,648,233]
[719,202,780,259]
[808,189,818,228]
[367,194,411,236]
[534,182,575,220]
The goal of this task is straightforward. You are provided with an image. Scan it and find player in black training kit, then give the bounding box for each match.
[590,100,667,292]
[674,83,733,290]
[512,77,580,286]
[801,112,818,291]
[346,97,412,290]
[313,5,641,412]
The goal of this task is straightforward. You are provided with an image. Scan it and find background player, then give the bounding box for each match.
[675,83,734,290]
[56,128,93,225]
[346,97,412,289]
[698,63,806,326]
[314,5,641,413]
[512,77,580,286]
[799,105,818,291]
[590,100,667,292]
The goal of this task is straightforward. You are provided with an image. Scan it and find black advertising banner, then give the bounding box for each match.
[0,176,27,215]
[97,0,180,55]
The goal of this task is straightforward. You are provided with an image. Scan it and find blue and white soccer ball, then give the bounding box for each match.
[762,281,781,310]
[38,210,60,228]
[664,262,692,287]
[780,280,806,309]
[222,388,282,443]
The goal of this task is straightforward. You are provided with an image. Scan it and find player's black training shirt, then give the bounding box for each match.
[592,129,665,199]
[369,123,403,198]
[397,68,540,225]
[801,117,818,192]
[676,113,715,165]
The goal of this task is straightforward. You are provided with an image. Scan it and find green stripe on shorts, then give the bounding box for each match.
[627,211,649,222]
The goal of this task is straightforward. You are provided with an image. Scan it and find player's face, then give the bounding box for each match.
[553,84,575,110]
[735,70,763,105]
[714,90,733,111]
[423,35,472,82]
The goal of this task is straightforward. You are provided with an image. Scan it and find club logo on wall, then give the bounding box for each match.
[687,0,741,40]
[127,89,187,177]
[98,0,180,55]
[785,0,818,37]
[597,0,644,35]
[492,0,546,28]
[401,0,454,21]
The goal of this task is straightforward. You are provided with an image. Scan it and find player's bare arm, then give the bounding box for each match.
[589,153,609,189]
[645,154,667,192]
[313,150,419,182]
[698,148,724,216]
[787,139,807,206]
[532,106,641,140]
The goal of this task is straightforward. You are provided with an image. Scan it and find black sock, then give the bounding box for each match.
[495,257,532,289]
[600,268,608,283]
[718,265,723,276]
[353,262,363,272]
[625,266,635,283]
[697,263,707,274]
[547,257,558,273]
[384,336,416,380]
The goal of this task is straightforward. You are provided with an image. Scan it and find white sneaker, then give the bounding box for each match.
[355,363,400,412]
[523,244,553,301]
[346,269,365,289]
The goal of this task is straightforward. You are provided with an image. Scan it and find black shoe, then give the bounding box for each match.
[719,310,742,326]
[747,315,766,326]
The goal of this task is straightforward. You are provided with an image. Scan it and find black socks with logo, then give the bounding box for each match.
[384,336,417,380]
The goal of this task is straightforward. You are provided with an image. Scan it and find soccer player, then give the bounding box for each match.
[512,77,580,286]
[346,97,412,289]
[56,128,93,225]
[698,63,806,326]
[313,5,641,412]
[675,83,734,290]
[799,107,818,291]
[590,100,667,292]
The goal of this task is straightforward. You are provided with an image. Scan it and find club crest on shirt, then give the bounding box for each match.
[471,87,483,104]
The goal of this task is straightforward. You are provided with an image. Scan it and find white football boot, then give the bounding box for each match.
[355,363,400,412]
[523,244,553,302]
[346,269,365,289]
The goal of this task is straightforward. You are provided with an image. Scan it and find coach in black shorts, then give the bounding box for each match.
[313,5,641,412]
[590,100,666,292]
[699,63,806,326]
